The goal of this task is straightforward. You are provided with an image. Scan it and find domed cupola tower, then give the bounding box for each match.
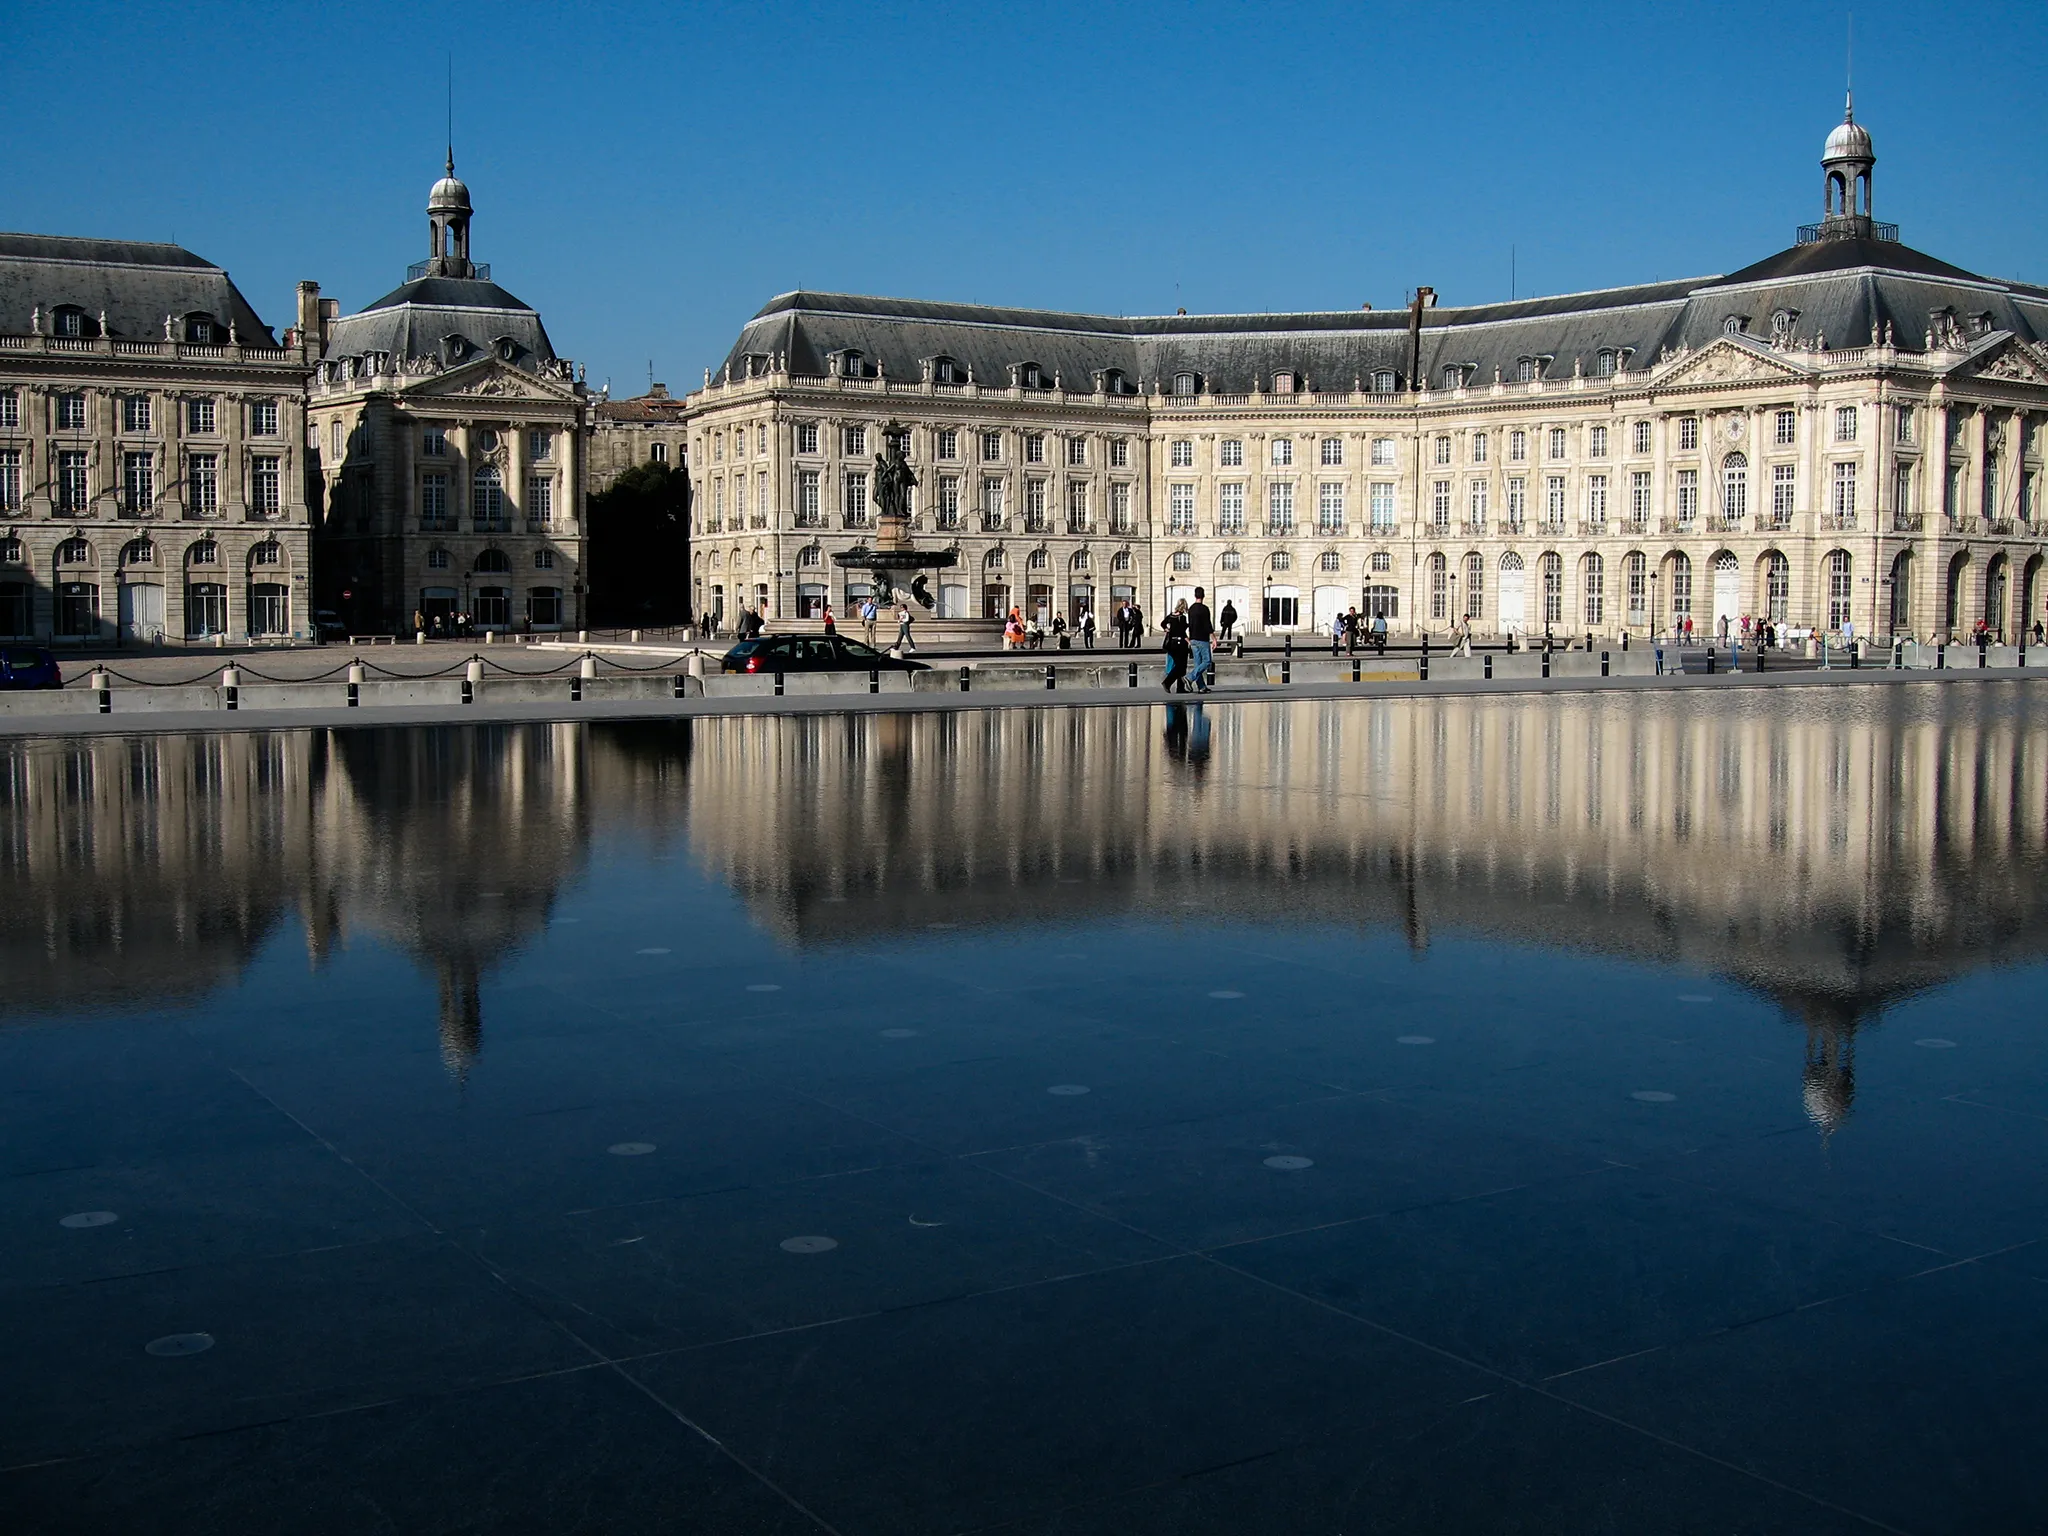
[425,153,475,278]
[1820,94,1875,237]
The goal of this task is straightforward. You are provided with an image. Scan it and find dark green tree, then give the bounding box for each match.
[586,462,691,626]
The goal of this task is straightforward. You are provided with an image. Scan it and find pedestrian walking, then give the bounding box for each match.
[1372,610,1388,654]
[1454,613,1473,657]
[1161,600,1192,693]
[1080,607,1096,649]
[1128,603,1145,649]
[1219,599,1239,644]
[895,603,915,652]
[1187,586,1215,693]
[1344,607,1360,655]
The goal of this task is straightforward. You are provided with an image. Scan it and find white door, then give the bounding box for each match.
[118,583,164,643]
[938,583,968,618]
[1313,585,1346,633]
[1498,562,1526,633]
[1712,555,1741,635]
[1216,584,1252,634]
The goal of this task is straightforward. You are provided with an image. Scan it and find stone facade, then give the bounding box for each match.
[680,108,2048,642]
[305,161,590,636]
[590,384,689,492]
[0,236,314,644]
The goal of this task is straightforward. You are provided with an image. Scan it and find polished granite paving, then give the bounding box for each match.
[2,694,2046,1533]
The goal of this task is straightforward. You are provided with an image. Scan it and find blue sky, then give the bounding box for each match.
[5,1,2043,393]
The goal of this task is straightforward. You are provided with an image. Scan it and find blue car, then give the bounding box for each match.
[0,647,63,691]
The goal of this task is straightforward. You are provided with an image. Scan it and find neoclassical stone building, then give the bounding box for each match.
[306,160,591,635]
[590,383,690,492]
[0,235,314,644]
[681,105,2047,641]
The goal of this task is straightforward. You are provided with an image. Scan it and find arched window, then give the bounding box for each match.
[534,549,555,570]
[250,540,281,567]
[122,538,156,565]
[1669,551,1693,621]
[1595,349,1616,376]
[0,537,24,566]
[1764,551,1790,622]
[1319,550,1342,572]
[186,540,220,566]
[1071,550,1090,570]
[1172,372,1197,396]
[58,537,92,565]
[1540,551,1563,624]
[474,547,510,574]
[1582,552,1604,625]
[473,464,504,525]
[1171,550,1193,572]
[1372,370,1397,393]
[1111,550,1131,572]
[985,548,1005,570]
[1515,358,1538,383]
[1827,550,1853,630]
[1722,453,1748,520]
[1220,550,1242,571]
[798,544,823,567]
[1270,551,1291,572]
[426,547,451,570]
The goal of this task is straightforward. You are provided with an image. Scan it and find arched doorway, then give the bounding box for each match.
[1888,548,1912,634]
[2023,554,2044,643]
[1497,552,1526,634]
[1760,550,1789,624]
[1945,551,1970,636]
[1711,551,1740,637]
[1665,551,1693,637]
[1985,553,2009,641]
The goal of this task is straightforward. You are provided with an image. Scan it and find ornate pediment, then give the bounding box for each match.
[1658,338,1809,390]
[399,357,578,404]
[1962,339,2048,387]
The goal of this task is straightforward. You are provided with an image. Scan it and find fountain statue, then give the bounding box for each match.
[832,421,958,609]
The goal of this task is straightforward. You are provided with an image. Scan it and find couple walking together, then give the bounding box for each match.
[1162,587,1216,694]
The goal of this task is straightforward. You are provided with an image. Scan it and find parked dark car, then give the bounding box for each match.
[0,647,62,690]
[720,635,929,674]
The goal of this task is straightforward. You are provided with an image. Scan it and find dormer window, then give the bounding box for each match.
[441,334,467,364]
[1516,358,1538,383]
[838,350,864,378]
[1272,371,1296,394]
[1723,315,1748,336]
[1595,350,1616,377]
[1098,367,1128,395]
[1018,362,1044,389]
[184,313,219,344]
[1172,371,1198,396]
[930,355,962,384]
[1771,308,1799,341]
[494,336,517,362]
[1372,369,1397,393]
[1441,365,1463,390]
[52,306,87,338]
[1971,313,1995,338]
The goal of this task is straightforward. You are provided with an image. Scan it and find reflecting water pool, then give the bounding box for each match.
[2,684,2045,1534]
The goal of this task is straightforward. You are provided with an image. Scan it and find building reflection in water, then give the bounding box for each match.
[1,684,2043,1129]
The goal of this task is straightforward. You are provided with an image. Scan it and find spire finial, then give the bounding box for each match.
[1845,11,1854,119]
[445,54,454,175]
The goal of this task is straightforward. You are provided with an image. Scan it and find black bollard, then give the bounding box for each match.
[774,670,785,696]
[960,665,972,693]
[1044,664,1055,690]
[1600,650,1610,677]
[672,673,685,699]
[869,669,880,694]
[1127,661,1137,688]
[1541,649,1551,679]
[1484,653,1493,680]
[1706,648,1716,675]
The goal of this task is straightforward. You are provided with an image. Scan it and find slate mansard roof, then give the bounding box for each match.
[0,232,278,343]
[715,236,2048,396]
[324,273,559,372]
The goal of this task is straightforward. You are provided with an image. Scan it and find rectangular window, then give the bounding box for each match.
[1627,553,1647,624]
[844,470,869,523]
[1320,436,1343,466]
[123,396,152,433]
[332,420,344,459]
[250,400,279,436]
[1370,437,1396,467]
[122,451,154,511]
[0,390,16,430]
[1585,473,1607,525]
[981,430,1002,461]
[1676,468,1699,522]
[1272,439,1294,467]
[937,475,961,528]
[1369,483,1396,531]
[1632,420,1651,455]
[980,477,1006,527]
[797,468,821,523]
[1893,463,1914,522]
[1831,462,1857,519]
[1431,479,1451,529]
[1318,481,1345,532]
[1169,483,1196,533]
[733,475,747,525]
[421,471,448,526]
[1506,476,1525,526]
[1589,425,1608,457]
[1895,408,1914,445]
[1775,409,1797,446]
[1630,471,1651,522]
[527,474,553,524]
[649,441,668,464]
[1677,417,1698,452]
[1066,478,1089,529]
[422,425,446,457]
[1471,432,1487,464]
[1171,440,1193,468]
[1218,482,1245,534]
[252,456,280,514]
[1584,558,1604,625]
[1219,439,1243,467]
[0,449,20,511]
[710,480,724,528]
[1267,481,1294,532]
[1066,436,1086,466]
[937,428,958,460]
[797,421,820,454]
[1431,560,1448,620]
[1468,479,1488,525]
[1548,427,1566,460]
[756,469,768,522]
[1545,475,1566,524]
[1829,554,1853,629]
[1772,463,1796,522]
[842,424,866,456]
[1110,438,1129,468]
[1109,482,1131,531]
[58,393,87,431]
[186,398,216,434]
[1025,433,1046,464]
[527,428,553,460]
[58,450,90,511]
[187,453,218,515]
[1434,436,1451,466]
[1834,406,1859,442]
[1509,429,1527,462]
